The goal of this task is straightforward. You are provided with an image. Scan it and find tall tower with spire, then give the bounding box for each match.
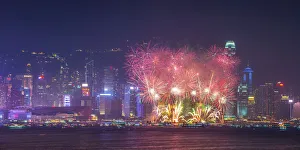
[224,41,237,120]
[237,63,254,119]
[243,62,253,94]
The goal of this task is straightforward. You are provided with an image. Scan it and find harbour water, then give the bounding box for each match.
[0,127,300,149]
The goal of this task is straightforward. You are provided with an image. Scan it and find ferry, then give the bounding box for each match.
[8,124,26,129]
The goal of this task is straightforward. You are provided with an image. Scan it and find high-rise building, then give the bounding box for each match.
[59,63,69,92]
[274,82,290,120]
[98,66,120,119]
[85,60,95,97]
[129,87,138,118]
[0,76,7,109]
[80,83,94,107]
[255,83,275,120]
[123,86,131,118]
[63,95,71,107]
[237,83,248,119]
[33,74,48,107]
[224,41,237,119]
[225,41,236,57]
[123,86,143,119]
[237,65,253,119]
[11,75,24,108]
[14,74,33,107]
[4,74,12,109]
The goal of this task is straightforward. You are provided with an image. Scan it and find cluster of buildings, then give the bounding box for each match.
[0,41,298,123]
[224,41,298,121]
[0,48,152,122]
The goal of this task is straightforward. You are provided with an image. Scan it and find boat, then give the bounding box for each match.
[8,124,26,129]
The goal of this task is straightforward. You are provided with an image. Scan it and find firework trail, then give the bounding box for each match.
[126,44,239,123]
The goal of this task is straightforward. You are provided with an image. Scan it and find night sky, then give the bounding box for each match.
[1,0,300,92]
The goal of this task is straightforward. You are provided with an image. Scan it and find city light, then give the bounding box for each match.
[248,96,255,101]
[130,87,134,90]
[289,99,293,103]
[82,83,88,87]
[100,94,112,96]
[38,75,44,79]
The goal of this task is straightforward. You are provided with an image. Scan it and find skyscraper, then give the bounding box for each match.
[224,41,237,119]
[237,83,248,119]
[15,74,33,107]
[98,66,120,119]
[237,64,254,119]
[225,41,236,57]
[0,76,7,109]
[274,82,290,120]
[5,74,12,109]
[255,83,275,120]
[85,60,95,97]
[33,74,48,107]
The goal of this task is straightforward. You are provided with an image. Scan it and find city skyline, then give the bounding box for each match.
[1,1,300,149]
[0,1,300,92]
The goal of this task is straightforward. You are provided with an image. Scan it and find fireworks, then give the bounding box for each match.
[126,44,239,123]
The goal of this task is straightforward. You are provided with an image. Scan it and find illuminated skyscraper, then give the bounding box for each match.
[255,83,275,119]
[237,64,253,119]
[22,74,33,106]
[5,74,12,109]
[33,74,48,106]
[80,83,94,107]
[85,60,95,97]
[123,86,143,119]
[274,82,290,120]
[63,95,71,107]
[225,41,236,56]
[123,86,131,117]
[98,66,120,118]
[0,76,7,108]
[237,83,248,119]
[26,63,32,74]
[15,74,33,107]
[59,63,69,92]
[224,41,237,119]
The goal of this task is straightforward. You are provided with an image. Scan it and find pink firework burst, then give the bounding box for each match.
[126,44,240,115]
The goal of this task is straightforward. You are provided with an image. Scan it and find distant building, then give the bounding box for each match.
[0,76,7,109]
[98,66,121,119]
[4,74,12,109]
[123,86,143,119]
[8,109,32,121]
[292,102,300,119]
[80,83,95,108]
[85,60,95,97]
[225,41,236,56]
[33,74,48,107]
[224,41,237,120]
[14,74,33,107]
[237,64,253,119]
[63,95,71,107]
[255,83,275,120]
[274,82,290,120]
[237,83,248,119]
